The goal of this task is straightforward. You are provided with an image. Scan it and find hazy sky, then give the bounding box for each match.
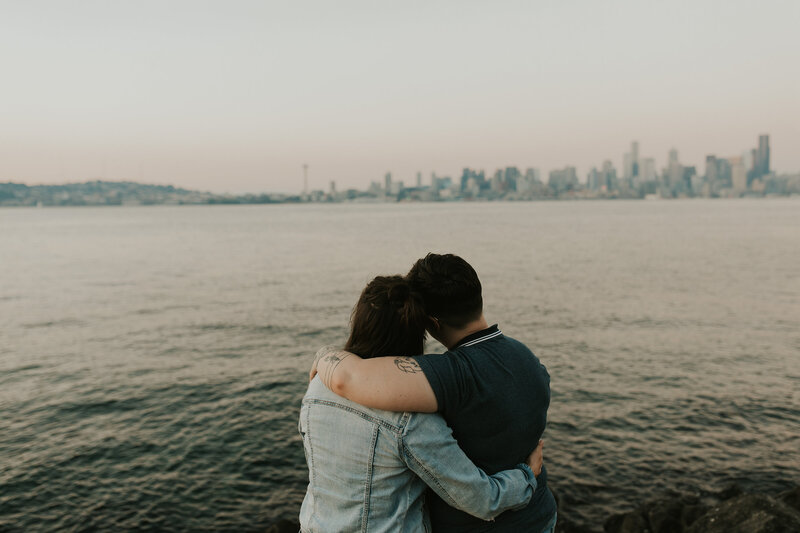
[2,0,798,193]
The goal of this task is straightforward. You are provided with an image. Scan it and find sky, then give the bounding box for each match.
[1,0,798,194]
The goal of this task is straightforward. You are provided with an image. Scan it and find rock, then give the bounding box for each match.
[780,486,800,514]
[604,510,650,533]
[271,485,800,533]
[555,513,594,533]
[679,503,708,529]
[686,493,800,533]
[646,496,704,533]
[265,518,300,533]
[605,495,706,533]
[717,482,744,501]
[549,488,594,533]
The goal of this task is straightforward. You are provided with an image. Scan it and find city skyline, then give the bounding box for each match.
[6,132,798,205]
[307,133,779,197]
[2,1,798,194]
[4,133,788,199]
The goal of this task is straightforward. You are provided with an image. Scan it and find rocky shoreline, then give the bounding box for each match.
[598,484,800,533]
[267,484,800,533]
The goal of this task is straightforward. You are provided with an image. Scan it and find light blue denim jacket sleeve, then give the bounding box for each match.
[399,412,537,521]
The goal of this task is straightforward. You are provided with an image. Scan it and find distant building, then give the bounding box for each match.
[524,167,541,183]
[640,158,657,182]
[549,166,578,193]
[756,134,770,178]
[436,176,453,190]
[623,153,632,181]
[519,168,541,192]
[490,169,504,193]
[384,172,392,193]
[710,158,732,195]
[705,155,718,183]
[460,168,474,192]
[416,171,422,188]
[682,166,697,194]
[666,149,683,191]
[747,148,758,186]
[623,141,640,185]
[602,160,618,191]
[486,167,520,193]
[459,168,486,194]
[690,170,704,194]
[589,161,618,191]
[668,148,679,166]
[587,167,601,190]
[716,158,732,186]
[730,157,747,191]
[505,167,520,191]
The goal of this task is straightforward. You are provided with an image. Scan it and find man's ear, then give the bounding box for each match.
[427,316,440,331]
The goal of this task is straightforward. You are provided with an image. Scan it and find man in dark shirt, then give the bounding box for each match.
[312,253,557,532]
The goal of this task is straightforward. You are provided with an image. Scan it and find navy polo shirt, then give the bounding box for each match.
[413,325,556,532]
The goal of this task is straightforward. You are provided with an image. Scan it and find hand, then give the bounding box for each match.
[526,440,544,477]
[310,345,338,382]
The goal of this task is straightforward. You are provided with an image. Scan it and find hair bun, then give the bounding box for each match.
[388,282,411,307]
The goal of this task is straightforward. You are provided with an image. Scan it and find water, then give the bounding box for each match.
[1,200,799,531]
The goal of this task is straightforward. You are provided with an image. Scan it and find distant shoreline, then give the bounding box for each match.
[2,178,799,207]
[2,195,797,208]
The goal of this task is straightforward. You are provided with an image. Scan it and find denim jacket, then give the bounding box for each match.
[299,377,538,533]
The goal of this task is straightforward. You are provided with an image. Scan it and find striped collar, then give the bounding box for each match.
[452,324,502,349]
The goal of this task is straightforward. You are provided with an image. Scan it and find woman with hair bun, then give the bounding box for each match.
[298,275,544,532]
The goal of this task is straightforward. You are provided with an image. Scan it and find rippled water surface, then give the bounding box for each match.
[1,200,799,531]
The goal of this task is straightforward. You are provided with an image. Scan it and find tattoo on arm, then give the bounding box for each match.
[313,345,338,372]
[322,351,352,388]
[394,357,422,374]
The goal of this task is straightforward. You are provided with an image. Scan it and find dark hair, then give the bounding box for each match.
[344,275,427,359]
[406,253,483,328]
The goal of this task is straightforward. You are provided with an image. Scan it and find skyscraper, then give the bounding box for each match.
[460,168,470,192]
[667,149,682,189]
[602,160,616,186]
[623,153,633,181]
[623,141,640,185]
[716,158,732,187]
[548,166,578,193]
[705,155,718,183]
[521,168,541,191]
[756,134,770,177]
[730,157,747,191]
[640,158,656,182]
[668,148,679,165]
[587,167,600,190]
[525,168,541,183]
[503,167,521,191]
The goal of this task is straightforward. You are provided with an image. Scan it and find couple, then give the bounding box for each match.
[299,253,557,532]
